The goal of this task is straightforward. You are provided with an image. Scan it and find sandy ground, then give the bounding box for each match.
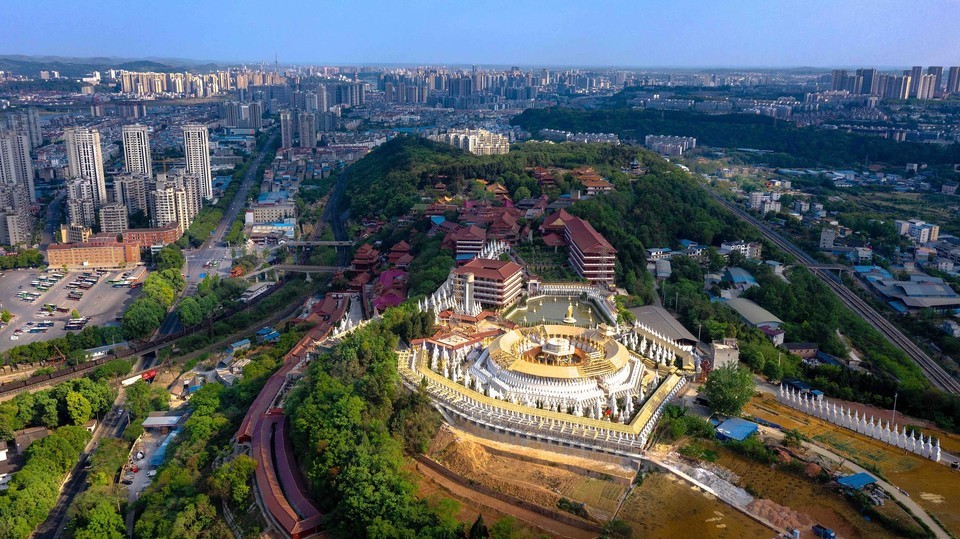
[716,448,905,538]
[747,394,960,537]
[428,426,630,521]
[412,460,597,539]
[619,472,776,538]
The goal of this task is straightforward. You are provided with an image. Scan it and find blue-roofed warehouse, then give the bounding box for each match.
[149,428,181,467]
[837,472,877,490]
[722,267,758,287]
[715,418,759,441]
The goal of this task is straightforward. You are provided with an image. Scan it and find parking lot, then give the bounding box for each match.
[125,427,167,502]
[0,268,142,351]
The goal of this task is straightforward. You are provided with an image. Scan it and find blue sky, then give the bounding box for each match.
[3,0,959,67]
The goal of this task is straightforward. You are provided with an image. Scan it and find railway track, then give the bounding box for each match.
[707,189,960,395]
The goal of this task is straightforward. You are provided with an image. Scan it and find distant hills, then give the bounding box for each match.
[0,54,227,77]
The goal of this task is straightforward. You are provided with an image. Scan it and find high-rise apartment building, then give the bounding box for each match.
[831,70,849,92]
[917,74,937,100]
[908,66,923,97]
[66,178,98,227]
[885,75,911,100]
[182,124,212,199]
[113,174,149,215]
[150,185,191,233]
[0,183,32,246]
[172,171,204,219]
[122,124,152,176]
[1,108,42,149]
[0,132,36,203]
[99,202,129,235]
[221,101,240,127]
[946,67,960,95]
[280,110,295,148]
[927,66,944,95]
[856,68,878,94]
[247,101,263,130]
[64,127,107,208]
[298,112,316,148]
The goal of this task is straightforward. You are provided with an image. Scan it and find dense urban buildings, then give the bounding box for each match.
[4,7,960,537]
[428,128,510,155]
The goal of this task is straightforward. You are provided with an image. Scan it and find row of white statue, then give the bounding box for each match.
[777,384,942,462]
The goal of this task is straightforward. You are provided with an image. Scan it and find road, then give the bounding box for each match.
[155,130,279,337]
[34,400,129,539]
[320,169,351,266]
[40,190,65,247]
[707,188,960,395]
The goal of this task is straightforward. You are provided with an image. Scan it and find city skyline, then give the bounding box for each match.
[3,0,960,68]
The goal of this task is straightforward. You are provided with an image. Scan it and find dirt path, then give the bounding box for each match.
[414,461,599,539]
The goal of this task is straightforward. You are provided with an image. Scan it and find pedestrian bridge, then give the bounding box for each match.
[282,240,355,247]
[243,264,350,280]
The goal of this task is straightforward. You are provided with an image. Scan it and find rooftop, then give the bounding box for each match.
[564,217,616,254]
[724,297,783,327]
[629,305,698,344]
[455,258,523,281]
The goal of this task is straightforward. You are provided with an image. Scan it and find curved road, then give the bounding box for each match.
[707,188,960,395]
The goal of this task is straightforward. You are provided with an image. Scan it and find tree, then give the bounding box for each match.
[469,515,490,539]
[702,365,756,417]
[156,244,185,272]
[124,380,168,420]
[34,393,61,428]
[602,519,633,539]
[72,496,125,539]
[0,309,12,323]
[210,454,257,506]
[782,429,805,448]
[177,297,203,327]
[763,359,784,382]
[122,299,165,340]
[71,309,81,319]
[513,185,531,201]
[489,517,522,539]
[66,391,93,426]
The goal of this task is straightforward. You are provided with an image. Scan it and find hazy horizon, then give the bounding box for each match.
[3,0,960,68]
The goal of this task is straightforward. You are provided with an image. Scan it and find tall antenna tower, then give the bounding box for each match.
[275,52,279,74]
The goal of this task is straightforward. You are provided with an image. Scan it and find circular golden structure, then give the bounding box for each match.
[487,325,631,379]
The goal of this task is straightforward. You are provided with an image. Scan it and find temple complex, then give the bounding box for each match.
[400,239,698,458]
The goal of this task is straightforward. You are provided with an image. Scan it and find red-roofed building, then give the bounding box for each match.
[348,271,371,291]
[540,209,575,235]
[542,232,566,248]
[352,243,380,271]
[121,223,183,248]
[455,258,524,309]
[564,217,617,284]
[487,211,521,243]
[444,225,486,259]
[386,240,411,265]
[579,176,614,196]
[532,167,556,189]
